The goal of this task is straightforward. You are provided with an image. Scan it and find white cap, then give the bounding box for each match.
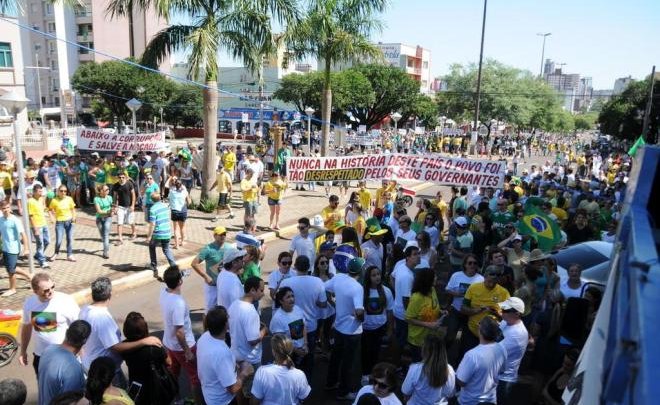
[222,247,247,264]
[454,217,468,227]
[498,297,525,314]
[404,240,419,251]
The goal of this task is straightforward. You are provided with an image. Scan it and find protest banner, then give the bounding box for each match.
[287,153,506,188]
[76,128,167,152]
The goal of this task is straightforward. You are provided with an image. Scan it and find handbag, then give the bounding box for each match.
[148,348,179,404]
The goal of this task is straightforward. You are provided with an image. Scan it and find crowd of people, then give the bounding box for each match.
[0,131,636,405]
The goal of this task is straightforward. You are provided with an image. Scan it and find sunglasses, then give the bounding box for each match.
[58,189,67,192]
[280,261,292,266]
[502,308,518,314]
[318,260,328,265]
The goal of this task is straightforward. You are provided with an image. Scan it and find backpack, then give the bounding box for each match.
[148,350,178,404]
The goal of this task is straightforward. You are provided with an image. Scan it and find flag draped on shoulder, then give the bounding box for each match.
[627,135,646,157]
[518,204,561,252]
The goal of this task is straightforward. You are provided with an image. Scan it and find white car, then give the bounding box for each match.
[553,241,614,287]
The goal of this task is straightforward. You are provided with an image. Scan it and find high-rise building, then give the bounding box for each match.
[543,59,555,77]
[0,16,29,138]
[613,76,633,95]
[18,0,168,121]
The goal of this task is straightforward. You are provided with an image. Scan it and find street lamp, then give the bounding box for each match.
[125,98,142,149]
[0,90,35,274]
[473,0,488,154]
[391,112,402,131]
[159,107,163,132]
[305,107,315,153]
[537,32,551,78]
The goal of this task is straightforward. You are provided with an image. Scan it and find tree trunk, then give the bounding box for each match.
[201,81,218,201]
[321,87,332,156]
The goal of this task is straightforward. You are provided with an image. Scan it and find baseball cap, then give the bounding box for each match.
[512,235,523,242]
[454,217,468,227]
[213,226,227,235]
[320,241,337,251]
[498,297,525,314]
[348,257,366,275]
[222,247,247,264]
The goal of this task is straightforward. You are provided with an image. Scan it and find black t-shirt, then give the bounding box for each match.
[112,181,134,207]
[122,344,168,405]
[566,224,594,245]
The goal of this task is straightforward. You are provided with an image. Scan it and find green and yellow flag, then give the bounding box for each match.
[518,204,561,252]
[627,135,646,157]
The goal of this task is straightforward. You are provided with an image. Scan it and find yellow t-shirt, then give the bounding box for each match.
[48,196,76,221]
[321,206,342,231]
[0,170,13,190]
[406,290,441,347]
[216,171,232,194]
[436,199,448,219]
[264,179,287,201]
[223,152,237,171]
[551,206,568,223]
[240,178,258,202]
[28,197,47,228]
[353,215,367,239]
[463,282,510,337]
[357,189,372,211]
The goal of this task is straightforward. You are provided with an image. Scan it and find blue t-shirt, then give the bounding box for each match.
[169,188,188,212]
[37,344,86,405]
[0,215,24,254]
[149,202,171,240]
[145,182,160,206]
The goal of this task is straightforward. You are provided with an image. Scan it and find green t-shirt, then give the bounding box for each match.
[126,164,139,181]
[405,290,441,347]
[94,195,113,218]
[241,261,261,283]
[145,183,160,205]
[94,168,106,184]
[197,242,235,283]
[492,210,515,239]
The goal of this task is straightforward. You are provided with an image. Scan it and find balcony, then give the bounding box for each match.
[74,9,92,24]
[78,51,93,62]
[77,33,93,42]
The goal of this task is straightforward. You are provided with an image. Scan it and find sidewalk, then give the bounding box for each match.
[0,180,432,310]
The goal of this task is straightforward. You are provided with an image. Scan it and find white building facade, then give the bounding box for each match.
[0,16,29,140]
[375,42,432,94]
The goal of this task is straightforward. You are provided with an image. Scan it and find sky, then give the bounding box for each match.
[174,0,660,90]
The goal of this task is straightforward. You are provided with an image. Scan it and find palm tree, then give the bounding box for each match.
[284,0,387,156]
[107,0,299,201]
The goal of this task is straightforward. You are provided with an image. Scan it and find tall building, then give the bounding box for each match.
[543,58,555,77]
[0,16,29,138]
[18,0,168,121]
[613,76,633,95]
[545,66,584,112]
[575,76,593,112]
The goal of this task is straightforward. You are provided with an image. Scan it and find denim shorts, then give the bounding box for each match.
[3,252,18,275]
[267,198,281,206]
[244,201,258,216]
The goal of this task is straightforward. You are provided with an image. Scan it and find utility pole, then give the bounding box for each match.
[24,48,50,125]
[641,65,656,143]
[473,0,488,151]
[537,32,551,78]
[258,60,264,140]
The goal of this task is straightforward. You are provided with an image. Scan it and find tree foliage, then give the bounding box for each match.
[598,77,659,140]
[436,59,570,132]
[574,112,598,131]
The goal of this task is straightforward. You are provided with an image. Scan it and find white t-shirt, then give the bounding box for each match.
[228,300,262,364]
[560,280,585,300]
[456,343,507,405]
[395,228,417,245]
[196,331,237,405]
[269,305,307,348]
[324,273,364,335]
[22,291,80,356]
[402,362,456,405]
[353,385,402,405]
[289,233,317,263]
[159,288,195,352]
[216,270,244,309]
[498,321,529,383]
[361,239,384,271]
[79,305,122,370]
[391,264,414,320]
[268,269,294,294]
[280,275,327,332]
[363,286,394,331]
[251,364,311,405]
[446,272,485,311]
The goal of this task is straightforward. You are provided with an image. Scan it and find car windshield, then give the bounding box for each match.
[553,245,610,270]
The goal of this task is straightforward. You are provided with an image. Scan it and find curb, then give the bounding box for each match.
[68,181,436,306]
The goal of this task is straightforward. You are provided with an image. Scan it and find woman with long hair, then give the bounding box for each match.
[344,191,359,224]
[269,287,309,368]
[402,334,456,404]
[250,334,311,404]
[313,255,335,356]
[405,268,444,362]
[166,176,191,249]
[416,230,438,269]
[241,245,262,283]
[361,265,394,386]
[86,356,134,405]
[120,312,173,405]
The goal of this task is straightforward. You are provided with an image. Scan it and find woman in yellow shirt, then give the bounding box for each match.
[262,171,287,230]
[48,185,77,261]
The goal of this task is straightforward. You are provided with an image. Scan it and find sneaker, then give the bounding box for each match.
[336,392,357,401]
[40,262,50,269]
[67,256,77,262]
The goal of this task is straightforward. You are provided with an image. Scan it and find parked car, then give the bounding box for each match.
[553,241,614,287]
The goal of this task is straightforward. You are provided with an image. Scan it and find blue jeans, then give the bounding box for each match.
[55,220,74,257]
[327,330,361,396]
[32,226,50,265]
[149,238,176,269]
[96,216,112,256]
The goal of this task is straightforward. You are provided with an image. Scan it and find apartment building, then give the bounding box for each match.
[0,16,29,138]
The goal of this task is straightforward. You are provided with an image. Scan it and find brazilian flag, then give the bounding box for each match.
[518,205,561,252]
[627,135,646,157]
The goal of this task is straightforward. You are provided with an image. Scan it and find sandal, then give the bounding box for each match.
[1,289,17,297]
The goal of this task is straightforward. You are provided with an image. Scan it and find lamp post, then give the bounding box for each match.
[159,107,163,132]
[537,32,551,78]
[305,107,315,154]
[391,112,402,131]
[473,0,488,154]
[0,90,35,274]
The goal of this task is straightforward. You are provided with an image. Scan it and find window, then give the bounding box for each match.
[48,41,56,53]
[30,3,38,12]
[0,43,13,68]
[47,22,56,33]
[45,3,53,14]
[50,59,57,70]
[77,42,94,54]
[407,57,414,68]
[423,61,429,69]
[54,96,60,107]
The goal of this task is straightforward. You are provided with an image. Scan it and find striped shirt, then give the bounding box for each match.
[149,202,171,240]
